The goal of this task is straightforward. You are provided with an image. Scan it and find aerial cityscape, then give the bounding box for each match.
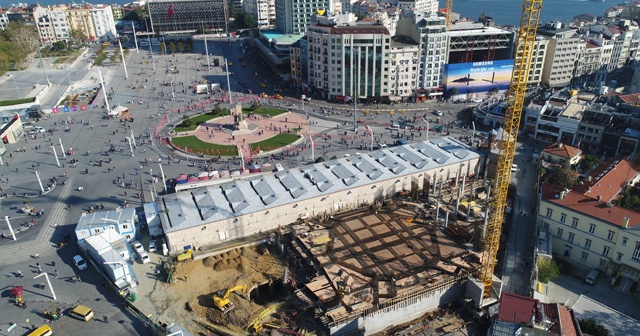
[1,0,640,335]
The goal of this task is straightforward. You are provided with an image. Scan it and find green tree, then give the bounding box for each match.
[250,101,260,111]
[579,318,609,336]
[244,13,256,29]
[186,38,193,52]
[580,155,600,172]
[547,162,579,189]
[179,115,192,127]
[69,28,88,46]
[169,41,176,54]
[177,41,184,53]
[213,103,222,114]
[159,41,166,54]
[537,256,559,283]
[446,87,458,100]
[2,22,38,58]
[229,5,237,18]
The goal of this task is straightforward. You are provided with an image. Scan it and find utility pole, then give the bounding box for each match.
[366,126,374,151]
[97,67,111,113]
[58,138,66,159]
[159,162,167,194]
[4,216,17,240]
[36,40,50,86]
[118,40,129,79]
[309,134,314,161]
[131,22,139,53]
[127,137,134,157]
[203,22,211,70]
[50,146,60,167]
[34,170,44,193]
[225,58,233,104]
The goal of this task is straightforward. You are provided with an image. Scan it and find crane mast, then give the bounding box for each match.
[480,0,543,299]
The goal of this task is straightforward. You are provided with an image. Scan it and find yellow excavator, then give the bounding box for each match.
[213,284,246,313]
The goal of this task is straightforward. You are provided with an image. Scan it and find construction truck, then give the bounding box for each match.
[213,284,246,313]
[177,249,192,261]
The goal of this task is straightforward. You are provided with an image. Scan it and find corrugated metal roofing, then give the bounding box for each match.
[159,137,482,233]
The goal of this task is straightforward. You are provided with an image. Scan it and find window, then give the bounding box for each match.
[546,208,553,217]
[564,245,572,257]
[599,259,607,268]
[568,232,575,243]
[122,224,128,229]
[623,237,628,246]
[602,246,610,256]
[581,251,589,262]
[556,227,563,238]
[560,213,567,223]
[633,242,640,262]
[589,224,596,234]
[571,217,578,228]
[585,239,592,249]
[617,253,623,262]
[607,230,615,241]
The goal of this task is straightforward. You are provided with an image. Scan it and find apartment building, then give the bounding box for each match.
[573,38,611,87]
[63,5,97,41]
[7,4,47,27]
[541,142,582,167]
[539,158,640,291]
[49,8,71,41]
[36,15,56,43]
[527,37,549,88]
[537,21,585,88]
[148,0,229,33]
[306,13,391,101]
[396,0,438,15]
[290,36,309,88]
[0,9,9,30]
[91,5,117,41]
[388,35,419,100]
[243,0,275,28]
[522,89,596,145]
[275,0,332,34]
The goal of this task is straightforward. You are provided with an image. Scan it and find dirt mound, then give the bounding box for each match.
[202,256,216,268]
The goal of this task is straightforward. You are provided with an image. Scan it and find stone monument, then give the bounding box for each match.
[231,103,256,135]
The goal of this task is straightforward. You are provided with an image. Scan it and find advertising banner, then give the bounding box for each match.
[444,60,514,94]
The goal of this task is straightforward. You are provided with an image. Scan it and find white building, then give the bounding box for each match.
[75,208,138,242]
[49,8,70,41]
[81,230,137,289]
[158,137,484,253]
[397,0,438,15]
[243,0,275,28]
[389,35,420,99]
[537,21,585,88]
[0,9,8,30]
[307,13,391,100]
[90,4,117,41]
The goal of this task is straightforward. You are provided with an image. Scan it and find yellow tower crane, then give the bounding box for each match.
[479,0,543,299]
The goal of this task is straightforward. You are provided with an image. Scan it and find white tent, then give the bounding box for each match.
[108,106,129,116]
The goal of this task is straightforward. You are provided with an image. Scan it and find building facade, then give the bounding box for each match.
[307,13,391,101]
[275,0,331,34]
[243,0,275,28]
[63,5,97,41]
[388,35,420,99]
[539,159,640,292]
[90,5,117,41]
[148,0,228,33]
[538,21,585,88]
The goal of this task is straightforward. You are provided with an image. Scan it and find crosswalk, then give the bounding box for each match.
[0,178,73,265]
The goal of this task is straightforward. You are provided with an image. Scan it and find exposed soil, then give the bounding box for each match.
[154,245,285,332]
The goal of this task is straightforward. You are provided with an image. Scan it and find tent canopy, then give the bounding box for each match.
[108,106,129,116]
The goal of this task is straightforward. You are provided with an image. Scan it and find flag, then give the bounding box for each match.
[167,3,174,19]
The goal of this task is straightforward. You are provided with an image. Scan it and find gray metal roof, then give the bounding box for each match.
[159,137,483,233]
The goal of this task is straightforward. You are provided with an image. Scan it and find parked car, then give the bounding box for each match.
[148,240,157,253]
[139,251,151,264]
[73,255,88,270]
[131,241,144,254]
[34,126,45,133]
[433,110,443,116]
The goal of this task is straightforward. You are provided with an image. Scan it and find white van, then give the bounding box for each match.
[585,269,599,285]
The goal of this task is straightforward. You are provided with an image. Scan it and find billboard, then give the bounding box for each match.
[444,60,514,95]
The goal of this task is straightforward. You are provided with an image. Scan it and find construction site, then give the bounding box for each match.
[158,172,502,335]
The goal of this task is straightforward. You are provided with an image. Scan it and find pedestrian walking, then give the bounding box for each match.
[35,253,39,259]
[54,270,59,278]
[104,315,108,323]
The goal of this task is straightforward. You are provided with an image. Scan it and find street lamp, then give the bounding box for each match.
[33,272,56,300]
[301,95,306,112]
[422,118,430,142]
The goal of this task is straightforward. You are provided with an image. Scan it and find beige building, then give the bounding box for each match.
[158,138,483,253]
[537,21,585,88]
[62,4,97,41]
[527,38,549,89]
[539,158,640,291]
[388,35,420,100]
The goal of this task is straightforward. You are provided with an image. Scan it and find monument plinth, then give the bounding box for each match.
[231,104,257,135]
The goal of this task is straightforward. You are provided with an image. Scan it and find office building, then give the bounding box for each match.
[306,13,391,101]
[148,0,228,33]
[275,0,331,34]
[90,5,117,41]
[537,21,585,88]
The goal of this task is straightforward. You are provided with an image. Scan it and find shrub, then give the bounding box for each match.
[537,256,559,284]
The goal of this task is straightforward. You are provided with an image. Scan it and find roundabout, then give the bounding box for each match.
[169,104,308,160]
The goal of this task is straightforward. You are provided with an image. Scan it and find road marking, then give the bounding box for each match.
[0,179,74,265]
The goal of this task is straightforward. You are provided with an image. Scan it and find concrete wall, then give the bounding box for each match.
[165,158,482,253]
[329,280,466,335]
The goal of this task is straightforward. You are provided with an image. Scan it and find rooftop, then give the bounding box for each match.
[542,183,640,228]
[159,138,481,233]
[542,143,582,159]
[77,208,137,231]
[497,292,541,325]
[571,295,640,336]
[572,158,640,202]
